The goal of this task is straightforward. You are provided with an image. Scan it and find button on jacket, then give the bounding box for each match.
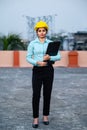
[26,38,61,66]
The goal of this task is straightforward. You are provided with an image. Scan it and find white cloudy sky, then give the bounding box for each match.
[0,0,87,39]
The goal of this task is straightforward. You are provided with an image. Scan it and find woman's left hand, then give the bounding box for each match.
[43,54,50,61]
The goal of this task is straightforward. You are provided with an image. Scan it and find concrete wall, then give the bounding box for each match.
[0,51,87,67]
[0,51,13,67]
[78,51,87,67]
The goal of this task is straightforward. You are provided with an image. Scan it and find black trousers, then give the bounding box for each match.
[32,65,54,118]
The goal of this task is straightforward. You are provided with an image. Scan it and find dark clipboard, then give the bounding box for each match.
[44,41,61,64]
[46,41,61,56]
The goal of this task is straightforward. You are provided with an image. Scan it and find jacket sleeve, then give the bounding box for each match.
[50,51,61,61]
[26,43,37,66]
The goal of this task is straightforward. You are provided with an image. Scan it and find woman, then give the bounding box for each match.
[26,21,61,128]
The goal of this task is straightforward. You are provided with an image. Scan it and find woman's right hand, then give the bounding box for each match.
[37,61,47,66]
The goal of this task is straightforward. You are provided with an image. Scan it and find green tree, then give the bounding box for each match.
[0,34,26,50]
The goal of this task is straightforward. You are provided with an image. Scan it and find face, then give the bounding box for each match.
[36,28,47,38]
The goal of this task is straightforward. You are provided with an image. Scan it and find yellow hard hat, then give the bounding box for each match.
[34,21,49,30]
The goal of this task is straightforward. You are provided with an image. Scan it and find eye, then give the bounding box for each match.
[38,30,41,32]
[42,30,46,32]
